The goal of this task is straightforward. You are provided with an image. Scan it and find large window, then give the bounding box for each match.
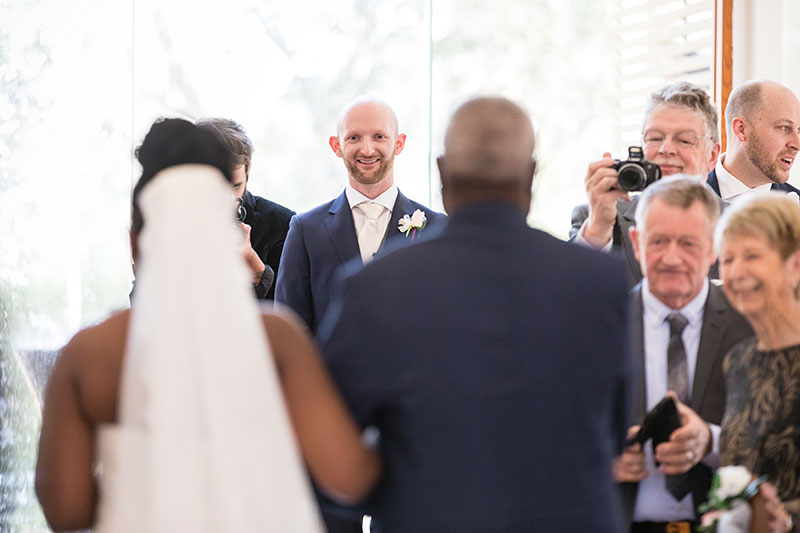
[1,1,714,529]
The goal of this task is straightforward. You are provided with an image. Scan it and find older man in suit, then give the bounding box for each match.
[570,82,721,285]
[707,79,800,199]
[617,177,753,532]
[275,97,445,334]
[318,96,634,532]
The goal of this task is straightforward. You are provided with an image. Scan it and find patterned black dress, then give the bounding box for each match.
[720,338,800,529]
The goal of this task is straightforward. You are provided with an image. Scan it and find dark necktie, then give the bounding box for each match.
[667,313,690,404]
[665,312,691,500]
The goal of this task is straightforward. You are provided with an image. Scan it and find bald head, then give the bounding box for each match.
[441,97,535,183]
[725,79,797,136]
[438,97,536,212]
[336,96,399,138]
[724,79,800,186]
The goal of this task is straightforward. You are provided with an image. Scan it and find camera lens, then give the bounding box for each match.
[235,197,247,222]
[617,163,647,192]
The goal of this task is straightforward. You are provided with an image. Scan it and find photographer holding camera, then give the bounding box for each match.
[570,82,721,285]
[197,118,295,299]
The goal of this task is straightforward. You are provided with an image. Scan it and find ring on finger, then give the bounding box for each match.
[686,450,695,462]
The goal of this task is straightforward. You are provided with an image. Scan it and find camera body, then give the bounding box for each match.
[613,146,661,192]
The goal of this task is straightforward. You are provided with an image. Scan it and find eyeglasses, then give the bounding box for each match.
[642,130,708,149]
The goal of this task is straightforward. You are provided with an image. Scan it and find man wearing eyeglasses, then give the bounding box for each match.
[707,79,800,200]
[570,81,721,285]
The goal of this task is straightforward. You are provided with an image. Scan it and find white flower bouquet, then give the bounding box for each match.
[698,466,767,532]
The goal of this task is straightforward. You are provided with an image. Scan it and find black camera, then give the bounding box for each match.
[235,197,247,223]
[613,146,662,192]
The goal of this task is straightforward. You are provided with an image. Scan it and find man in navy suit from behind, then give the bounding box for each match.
[275,97,445,334]
[708,79,800,199]
[318,96,634,532]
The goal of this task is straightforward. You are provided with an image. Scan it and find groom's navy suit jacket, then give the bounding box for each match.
[319,203,634,532]
[275,189,445,332]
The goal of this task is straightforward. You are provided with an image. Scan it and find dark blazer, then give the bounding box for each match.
[619,282,754,526]
[706,168,800,196]
[241,190,295,300]
[275,189,445,332]
[319,203,634,532]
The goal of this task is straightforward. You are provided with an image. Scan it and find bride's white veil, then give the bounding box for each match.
[97,164,322,532]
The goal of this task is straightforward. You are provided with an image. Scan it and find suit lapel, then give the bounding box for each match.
[618,198,642,281]
[692,284,726,411]
[382,190,413,248]
[706,169,721,196]
[324,191,362,265]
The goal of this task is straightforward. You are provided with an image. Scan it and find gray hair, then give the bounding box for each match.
[642,81,720,148]
[634,176,721,235]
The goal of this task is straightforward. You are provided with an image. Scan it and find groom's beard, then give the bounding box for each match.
[345,152,395,185]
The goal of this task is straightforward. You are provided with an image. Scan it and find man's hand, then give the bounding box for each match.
[239,222,266,285]
[582,152,631,248]
[654,395,711,475]
[613,425,648,483]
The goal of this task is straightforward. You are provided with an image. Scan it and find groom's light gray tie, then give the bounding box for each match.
[357,202,385,263]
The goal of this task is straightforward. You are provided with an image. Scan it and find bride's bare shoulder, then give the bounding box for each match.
[64,309,131,361]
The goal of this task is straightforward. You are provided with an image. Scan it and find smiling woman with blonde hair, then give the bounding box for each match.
[714,192,800,532]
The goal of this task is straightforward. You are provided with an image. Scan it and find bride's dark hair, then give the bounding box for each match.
[131,117,233,235]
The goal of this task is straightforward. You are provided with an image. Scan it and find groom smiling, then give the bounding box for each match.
[275,96,445,334]
[275,96,445,533]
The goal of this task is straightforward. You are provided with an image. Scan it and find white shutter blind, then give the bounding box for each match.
[615,0,714,148]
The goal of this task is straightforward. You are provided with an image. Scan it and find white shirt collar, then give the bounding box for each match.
[345,184,398,212]
[641,277,709,328]
[716,153,773,201]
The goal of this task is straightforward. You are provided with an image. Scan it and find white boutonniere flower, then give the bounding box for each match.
[398,209,427,240]
[698,465,767,532]
[715,466,752,499]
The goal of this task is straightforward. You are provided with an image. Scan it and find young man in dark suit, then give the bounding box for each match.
[275,97,445,333]
[196,118,295,299]
[707,79,800,200]
[318,96,634,532]
[274,97,444,532]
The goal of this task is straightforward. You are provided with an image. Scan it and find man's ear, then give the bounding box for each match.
[437,156,452,214]
[731,117,748,142]
[706,142,721,172]
[329,136,343,157]
[394,133,407,155]
[526,158,536,188]
[630,226,642,263]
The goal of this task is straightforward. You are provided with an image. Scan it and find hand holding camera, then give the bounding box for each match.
[582,147,662,248]
[582,152,631,248]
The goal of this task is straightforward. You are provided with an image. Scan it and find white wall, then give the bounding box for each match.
[732,0,800,185]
